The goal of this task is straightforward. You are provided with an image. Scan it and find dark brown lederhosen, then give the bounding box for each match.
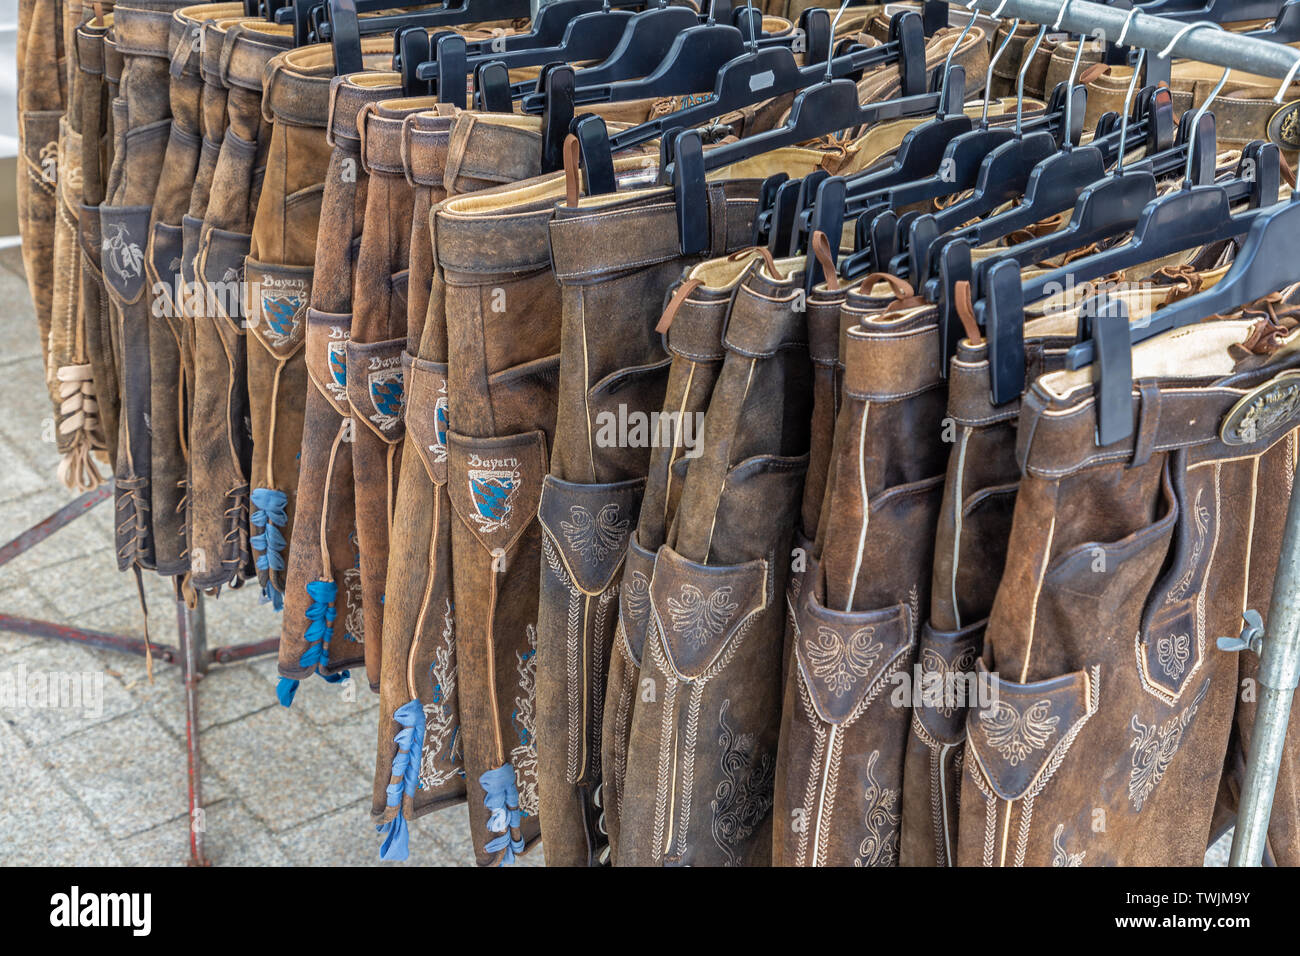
[101,1,192,574]
[898,329,1075,868]
[619,246,810,868]
[51,0,111,493]
[79,12,120,474]
[369,106,675,852]
[535,187,749,868]
[17,0,68,424]
[598,251,771,864]
[277,55,404,703]
[774,289,950,868]
[176,11,240,579]
[143,2,242,577]
[244,42,350,614]
[956,317,1300,866]
[371,103,467,848]
[188,19,293,589]
[349,98,432,692]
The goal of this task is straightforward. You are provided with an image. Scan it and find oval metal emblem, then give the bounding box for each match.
[1220,371,1300,446]
[1268,100,1300,151]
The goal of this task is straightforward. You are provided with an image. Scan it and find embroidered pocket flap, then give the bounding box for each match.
[404,353,450,486]
[649,544,768,682]
[619,538,656,667]
[245,258,311,361]
[538,474,645,596]
[304,310,352,418]
[346,337,406,442]
[911,618,987,744]
[99,204,152,304]
[446,429,548,558]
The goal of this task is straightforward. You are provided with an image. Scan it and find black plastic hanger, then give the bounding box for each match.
[1247,0,1300,40]
[324,0,532,74]
[1137,0,1289,23]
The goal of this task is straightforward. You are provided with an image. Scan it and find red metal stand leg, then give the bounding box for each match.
[179,595,211,867]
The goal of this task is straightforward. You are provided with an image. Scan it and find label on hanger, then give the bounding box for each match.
[1268,101,1300,151]
[749,70,775,93]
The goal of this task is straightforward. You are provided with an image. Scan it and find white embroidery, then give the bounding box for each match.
[512,624,539,816]
[1051,824,1085,866]
[667,583,738,649]
[806,625,883,697]
[1128,679,1210,812]
[979,698,1060,766]
[560,503,629,562]
[419,598,461,789]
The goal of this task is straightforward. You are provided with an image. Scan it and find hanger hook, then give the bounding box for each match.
[825,0,852,82]
[1053,0,1070,31]
[938,2,981,117]
[1016,24,1048,135]
[1061,16,1088,150]
[1115,47,1145,175]
[1116,5,1140,47]
[745,0,758,53]
[1274,52,1300,104]
[982,15,1020,126]
[1176,24,1229,188]
[1157,18,1218,60]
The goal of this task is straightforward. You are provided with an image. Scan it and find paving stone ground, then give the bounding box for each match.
[0,243,1230,868]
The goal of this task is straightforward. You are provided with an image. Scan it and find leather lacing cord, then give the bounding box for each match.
[1006,213,1065,246]
[55,364,107,492]
[856,271,925,312]
[1234,292,1300,355]
[1154,263,1204,303]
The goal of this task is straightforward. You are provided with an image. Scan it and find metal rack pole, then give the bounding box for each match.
[962,0,1300,79]
[963,0,1300,868]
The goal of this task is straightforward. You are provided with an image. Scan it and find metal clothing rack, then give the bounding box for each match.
[0,487,279,866]
[958,0,1300,867]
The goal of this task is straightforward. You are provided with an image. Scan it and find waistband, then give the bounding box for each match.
[1017,321,1300,479]
[104,34,122,82]
[170,3,243,79]
[443,112,551,189]
[113,4,182,58]
[221,21,294,92]
[76,18,112,76]
[548,180,762,281]
[401,107,458,187]
[722,262,809,357]
[843,304,944,403]
[326,71,402,147]
[199,16,248,84]
[361,97,440,175]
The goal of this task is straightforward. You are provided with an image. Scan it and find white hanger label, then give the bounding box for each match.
[749,70,775,92]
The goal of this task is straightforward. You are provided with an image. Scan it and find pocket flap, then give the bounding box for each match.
[446,429,548,557]
[245,258,311,360]
[99,204,152,304]
[304,310,352,417]
[538,474,645,596]
[794,575,916,726]
[649,544,768,681]
[966,662,1099,802]
[198,226,251,331]
[619,538,656,666]
[150,222,184,316]
[404,353,449,486]
[912,618,986,744]
[346,338,406,441]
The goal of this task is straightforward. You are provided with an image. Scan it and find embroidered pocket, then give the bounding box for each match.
[538,475,645,597]
[403,353,450,486]
[445,429,548,559]
[245,258,312,361]
[304,309,352,417]
[346,337,406,441]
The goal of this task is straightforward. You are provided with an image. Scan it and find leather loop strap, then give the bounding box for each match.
[656,278,703,334]
[564,134,580,208]
[811,230,840,292]
[954,280,982,345]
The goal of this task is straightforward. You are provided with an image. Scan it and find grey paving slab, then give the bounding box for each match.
[199,705,369,832]
[0,582,56,653]
[139,662,278,737]
[0,719,126,866]
[0,638,138,745]
[115,799,292,867]
[277,798,478,867]
[40,711,225,840]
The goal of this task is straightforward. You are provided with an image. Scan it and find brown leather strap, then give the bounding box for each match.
[728,244,781,279]
[811,230,840,292]
[564,134,580,207]
[655,278,703,334]
[954,280,982,344]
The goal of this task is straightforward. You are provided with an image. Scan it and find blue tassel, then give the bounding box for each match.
[250,488,288,612]
[276,677,299,707]
[376,698,425,861]
[479,763,524,866]
[278,579,341,708]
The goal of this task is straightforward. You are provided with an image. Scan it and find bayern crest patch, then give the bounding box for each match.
[258,275,308,348]
[367,365,404,430]
[327,341,348,399]
[467,454,521,534]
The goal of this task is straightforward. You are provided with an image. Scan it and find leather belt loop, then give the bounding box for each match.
[400,112,417,188]
[707,183,727,259]
[357,102,379,176]
[325,75,344,149]
[1130,381,1161,469]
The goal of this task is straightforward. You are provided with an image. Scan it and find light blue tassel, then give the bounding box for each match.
[278,580,348,707]
[376,698,425,861]
[479,763,524,866]
[250,488,288,611]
